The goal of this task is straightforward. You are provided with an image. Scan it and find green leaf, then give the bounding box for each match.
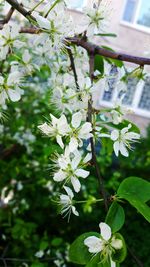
[117,177,150,222]
[94,55,104,74]
[69,232,100,265]
[101,46,124,68]
[105,202,125,233]
[111,233,127,263]
[85,254,101,267]
[40,241,49,250]
[86,256,120,267]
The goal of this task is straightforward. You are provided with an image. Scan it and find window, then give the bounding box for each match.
[68,0,84,9]
[122,0,150,29]
[138,77,150,111]
[99,70,150,118]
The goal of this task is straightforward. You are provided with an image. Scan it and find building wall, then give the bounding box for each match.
[104,0,150,58]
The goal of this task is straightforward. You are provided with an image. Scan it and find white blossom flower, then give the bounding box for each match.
[38,114,70,148]
[60,186,79,219]
[69,111,92,152]
[82,0,110,37]
[21,49,33,73]
[53,147,90,192]
[111,124,140,157]
[35,250,44,258]
[0,187,14,207]
[35,10,74,50]
[110,99,131,125]
[0,23,23,60]
[38,112,92,151]
[0,71,23,105]
[84,222,123,266]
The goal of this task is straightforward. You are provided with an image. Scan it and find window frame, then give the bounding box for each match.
[99,78,150,119]
[121,0,150,34]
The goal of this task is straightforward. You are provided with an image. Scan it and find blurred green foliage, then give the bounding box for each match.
[0,66,149,267]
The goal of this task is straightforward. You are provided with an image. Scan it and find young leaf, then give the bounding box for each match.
[94,55,104,75]
[117,177,150,222]
[85,254,101,267]
[69,232,100,265]
[105,202,125,233]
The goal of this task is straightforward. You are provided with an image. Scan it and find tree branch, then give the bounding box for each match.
[88,53,108,212]
[68,37,150,66]
[5,0,36,22]
[0,7,14,24]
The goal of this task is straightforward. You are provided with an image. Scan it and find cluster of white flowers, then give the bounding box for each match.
[38,111,92,150]
[0,0,141,221]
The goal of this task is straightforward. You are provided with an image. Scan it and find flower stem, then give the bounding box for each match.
[44,0,61,18]
[75,199,103,204]
[29,0,45,14]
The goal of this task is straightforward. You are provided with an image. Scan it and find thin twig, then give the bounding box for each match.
[0,7,14,24]
[88,53,108,212]
[128,247,144,267]
[67,48,80,91]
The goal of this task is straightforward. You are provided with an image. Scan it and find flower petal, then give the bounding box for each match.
[111,237,123,250]
[53,170,66,182]
[79,122,92,139]
[83,153,92,163]
[36,15,50,30]
[71,176,81,193]
[56,135,64,149]
[71,152,81,170]
[111,130,119,141]
[72,206,79,216]
[8,89,21,102]
[69,137,78,152]
[84,236,103,254]
[63,186,74,199]
[113,141,120,157]
[119,141,129,157]
[99,222,111,241]
[75,168,89,178]
[38,122,52,135]
[71,111,82,128]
